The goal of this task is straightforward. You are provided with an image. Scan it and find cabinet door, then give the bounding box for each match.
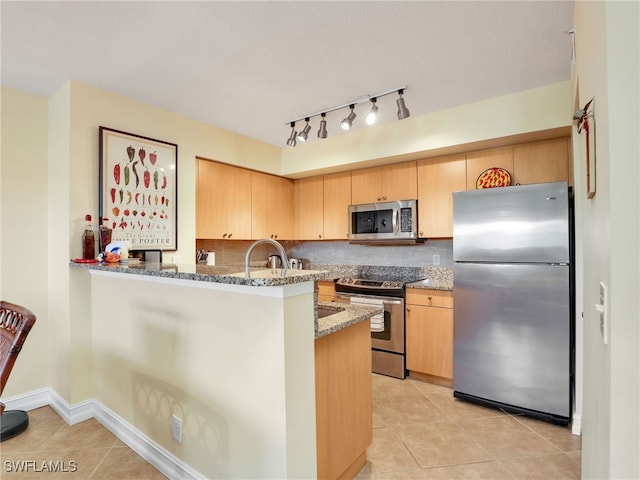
[351,162,417,204]
[417,154,466,238]
[382,162,417,202]
[513,137,570,185]
[323,172,351,240]
[251,171,294,240]
[466,146,514,190]
[196,159,252,239]
[406,304,453,380]
[317,280,336,302]
[350,167,382,204]
[295,176,324,240]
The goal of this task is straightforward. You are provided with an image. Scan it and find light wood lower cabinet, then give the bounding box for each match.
[405,289,454,385]
[315,320,372,480]
[318,280,336,302]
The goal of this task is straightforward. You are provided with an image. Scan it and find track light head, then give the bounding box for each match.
[318,113,328,138]
[341,105,357,130]
[396,89,410,120]
[365,98,379,125]
[297,118,311,142]
[286,122,297,147]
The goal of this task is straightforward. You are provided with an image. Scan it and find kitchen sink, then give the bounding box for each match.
[316,305,345,318]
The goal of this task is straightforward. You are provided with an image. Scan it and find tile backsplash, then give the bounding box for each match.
[196,239,453,268]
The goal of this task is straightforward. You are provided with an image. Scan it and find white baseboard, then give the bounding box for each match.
[572,412,582,436]
[2,389,205,480]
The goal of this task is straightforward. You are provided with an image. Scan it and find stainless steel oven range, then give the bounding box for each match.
[335,277,406,379]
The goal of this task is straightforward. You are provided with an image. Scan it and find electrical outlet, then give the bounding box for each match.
[172,414,182,443]
[432,254,441,266]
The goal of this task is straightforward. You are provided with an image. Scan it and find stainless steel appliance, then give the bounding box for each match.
[452,181,574,424]
[335,278,406,379]
[348,199,422,244]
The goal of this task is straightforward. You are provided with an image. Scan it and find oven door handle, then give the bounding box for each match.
[335,293,403,305]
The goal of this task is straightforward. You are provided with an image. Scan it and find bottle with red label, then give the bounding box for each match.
[82,214,95,260]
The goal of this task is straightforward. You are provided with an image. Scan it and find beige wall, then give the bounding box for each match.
[573,1,640,478]
[281,81,571,177]
[1,87,51,395]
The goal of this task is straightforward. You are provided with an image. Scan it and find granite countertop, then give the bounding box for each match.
[405,276,452,291]
[315,301,383,339]
[70,261,331,287]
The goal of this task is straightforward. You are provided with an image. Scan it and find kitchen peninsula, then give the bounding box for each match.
[70,262,380,479]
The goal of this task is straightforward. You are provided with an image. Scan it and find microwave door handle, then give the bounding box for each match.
[392,208,398,234]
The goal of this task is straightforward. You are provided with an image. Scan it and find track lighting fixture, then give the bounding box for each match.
[396,89,410,120]
[365,98,378,125]
[297,118,311,142]
[285,85,409,146]
[341,105,357,131]
[318,113,328,138]
[286,122,297,147]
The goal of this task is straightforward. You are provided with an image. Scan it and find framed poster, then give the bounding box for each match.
[99,126,178,250]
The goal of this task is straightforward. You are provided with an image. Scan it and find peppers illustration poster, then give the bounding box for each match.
[99,127,178,250]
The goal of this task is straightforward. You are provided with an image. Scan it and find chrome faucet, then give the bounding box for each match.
[245,238,289,278]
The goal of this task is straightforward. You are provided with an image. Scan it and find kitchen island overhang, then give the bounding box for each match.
[69,262,380,479]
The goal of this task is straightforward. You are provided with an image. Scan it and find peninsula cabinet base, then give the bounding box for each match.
[408,370,453,388]
[315,319,372,480]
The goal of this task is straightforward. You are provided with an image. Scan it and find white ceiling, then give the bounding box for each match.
[1,1,574,147]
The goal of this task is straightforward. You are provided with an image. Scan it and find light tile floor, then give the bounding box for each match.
[1,375,581,479]
[356,374,582,479]
[0,406,166,479]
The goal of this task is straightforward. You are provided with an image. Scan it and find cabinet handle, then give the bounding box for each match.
[228,233,232,239]
[377,196,382,201]
[318,234,322,239]
[222,233,228,238]
[382,195,387,200]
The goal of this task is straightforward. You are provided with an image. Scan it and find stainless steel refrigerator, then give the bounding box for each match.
[452,181,573,424]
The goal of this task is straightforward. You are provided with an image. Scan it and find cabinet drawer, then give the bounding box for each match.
[406,288,453,308]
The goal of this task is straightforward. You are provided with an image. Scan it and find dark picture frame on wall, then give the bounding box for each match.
[99,126,178,250]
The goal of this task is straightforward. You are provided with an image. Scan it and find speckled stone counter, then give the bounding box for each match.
[70,261,331,287]
[315,301,383,339]
[309,263,453,291]
[405,268,453,291]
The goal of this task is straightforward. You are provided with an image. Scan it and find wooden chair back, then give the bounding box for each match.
[0,301,37,415]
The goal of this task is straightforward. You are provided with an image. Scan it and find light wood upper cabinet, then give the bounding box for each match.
[351,162,417,204]
[513,137,570,185]
[406,289,454,383]
[417,154,466,238]
[251,171,294,240]
[295,176,324,240]
[465,146,514,189]
[323,172,351,240]
[196,159,252,239]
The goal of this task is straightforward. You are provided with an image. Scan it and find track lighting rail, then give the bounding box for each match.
[284,85,407,126]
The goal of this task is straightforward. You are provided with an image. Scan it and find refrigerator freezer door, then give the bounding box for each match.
[453,182,569,263]
[453,263,571,418]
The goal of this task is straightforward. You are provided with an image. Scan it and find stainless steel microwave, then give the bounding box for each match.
[348,199,422,244]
